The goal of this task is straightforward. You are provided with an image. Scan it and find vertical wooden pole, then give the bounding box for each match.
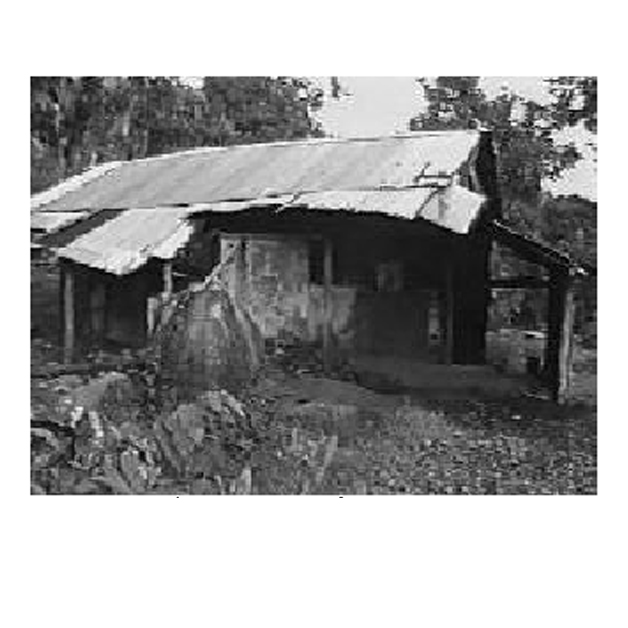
[546,270,575,403]
[63,263,75,364]
[558,281,576,403]
[239,237,249,309]
[233,237,247,310]
[545,273,561,399]
[445,263,455,365]
[162,260,173,296]
[449,235,489,364]
[146,296,157,337]
[90,280,105,341]
[323,238,333,374]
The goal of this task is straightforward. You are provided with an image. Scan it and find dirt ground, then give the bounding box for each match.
[30,335,597,495]
[250,368,596,494]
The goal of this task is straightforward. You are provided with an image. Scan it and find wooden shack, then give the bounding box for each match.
[31,130,586,401]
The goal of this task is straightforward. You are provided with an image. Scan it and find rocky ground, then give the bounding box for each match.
[250,370,597,495]
[30,337,597,495]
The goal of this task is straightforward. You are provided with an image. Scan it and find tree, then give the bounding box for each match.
[31,76,325,194]
[409,77,597,340]
[547,77,597,133]
[410,77,584,205]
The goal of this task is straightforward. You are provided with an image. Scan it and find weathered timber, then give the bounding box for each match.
[489,276,548,290]
[445,263,455,364]
[89,280,106,340]
[62,262,75,364]
[146,296,158,337]
[488,220,574,271]
[545,269,576,403]
[162,260,173,296]
[452,233,490,364]
[234,237,249,309]
[323,238,333,374]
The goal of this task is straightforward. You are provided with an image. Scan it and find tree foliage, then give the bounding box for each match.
[547,77,597,133]
[410,77,597,340]
[31,76,325,194]
[409,76,596,248]
[410,76,593,205]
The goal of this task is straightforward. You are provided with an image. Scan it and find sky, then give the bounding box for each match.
[310,77,596,201]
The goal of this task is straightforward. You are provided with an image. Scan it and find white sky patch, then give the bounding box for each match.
[312,76,556,139]
[310,77,425,138]
[479,76,554,105]
[544,120,597,201]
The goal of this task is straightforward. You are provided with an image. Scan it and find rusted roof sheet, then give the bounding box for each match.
[57,207,193,275]
[32,131,481,213]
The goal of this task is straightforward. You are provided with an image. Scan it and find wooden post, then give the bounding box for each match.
[63,263,75,364]
[558,281,576,403]
[323,238,333,374]
[90,281,106,341]
[146,296,157,337]
[445,263,455,365]
[546,270,575,403]
[162,260,173,296]
[233,237,248,310]
[450,235,489,364]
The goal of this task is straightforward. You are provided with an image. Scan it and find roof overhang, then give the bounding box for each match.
[487,220,591,276]
[57,207,193,275]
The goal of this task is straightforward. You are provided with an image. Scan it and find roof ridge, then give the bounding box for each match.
[115,129,482,165]
[31,129,482,214]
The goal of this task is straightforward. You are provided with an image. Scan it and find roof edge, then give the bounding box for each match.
[31,161,124,211]
[488,220,590,275]
[33,130,482,194]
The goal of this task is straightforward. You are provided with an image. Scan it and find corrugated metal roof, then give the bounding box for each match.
[57,207,193,275]
[31,211,89,234]
[54,182,485,275]
[269,184,484,233]
[31,162,122,211]
[178,183,485,233]
[416,185,486,234]
[32,131,481,213]
[287,189,436,220]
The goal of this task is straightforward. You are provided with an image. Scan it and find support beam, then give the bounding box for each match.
[322,238,333,375]
[445,264,455,365]
[489,276,548,290]
[233,236,249,309]
[545,270,576,403]
[452,235,490,364]
[162,260,173,296]
[89,281,106,341]
[146,296,158,337]
[63,263,75,364]
[558,282,576,403]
